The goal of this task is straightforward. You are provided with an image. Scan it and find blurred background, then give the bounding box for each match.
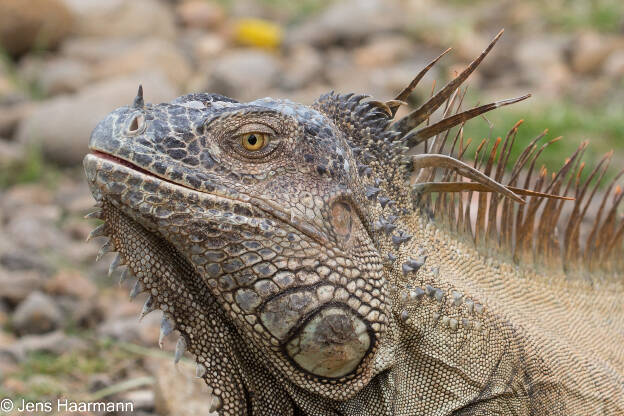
[0,0,622,414]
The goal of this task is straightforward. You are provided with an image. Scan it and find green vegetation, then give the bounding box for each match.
[1,348,107,402]
[216,0,335,22]
[0,145,59,189]
[542,0,624,33]
[0,47,45,100]
[0,336,163,404]
[444,0,624,33]
[459,99,624,182]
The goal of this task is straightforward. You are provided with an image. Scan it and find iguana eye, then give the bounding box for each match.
[241,132,269,151]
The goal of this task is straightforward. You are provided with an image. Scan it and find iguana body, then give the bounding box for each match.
[83,32,624,415]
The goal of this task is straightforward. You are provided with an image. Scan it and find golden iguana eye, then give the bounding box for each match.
[241,132,268,151]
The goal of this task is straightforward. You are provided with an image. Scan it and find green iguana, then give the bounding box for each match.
[83,30,624,415]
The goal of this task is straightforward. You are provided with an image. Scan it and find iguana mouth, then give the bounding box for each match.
[92,150,159,177]
[86,150,332,246]
[90,150,203,193]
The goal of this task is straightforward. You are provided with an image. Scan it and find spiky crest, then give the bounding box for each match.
[316,30,623,277]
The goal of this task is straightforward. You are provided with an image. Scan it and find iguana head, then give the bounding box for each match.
[84,90,392,401]
[84,30,623,413]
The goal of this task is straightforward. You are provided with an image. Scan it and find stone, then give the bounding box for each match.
[288,0,402,47]
[208,49,280,100]
[0,102,34,138]
[5,205,67,251]
[45,269,97,299]
[0,330,88,362]
[0,300,9,326]
[150,356,219,416]
[604,50,624,78]
[0,139,25,166]
[176,0,226,29]
[569,32,621,74]
[98,309,161,345]
[119,389,155,412]
[0,80,16,106]
[0,0,73,56]
[16,71,178,165]
[193,34,227,62]
[354,35,412,67]
[91,39,193,89]
[281,46,323,90]
[61,0,176,39]
[38,58,91,96]
[0,268,46,304]
[57,296,104,329]
[55,178,96,214]
[11,291,64,335]
[60,37,136,62]
[515,35,571,96]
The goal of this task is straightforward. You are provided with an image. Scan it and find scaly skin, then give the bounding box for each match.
[83,53,624,414]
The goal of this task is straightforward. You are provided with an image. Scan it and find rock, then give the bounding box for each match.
[604,50,624,78]
[150,357,219,416]
[569,32,621,74]
[55,178,96,214]
[0,330,16,349]
[45,269,97,299]
[11,291,64,335]
[0,330,88,362]
[280,46,323,90]
[0,182,53,208]
[56,296,103,329]
[363,59,439,100]
[0,251,51,273]
[38,57,91,96]
[288,0,402,47]
[208,49,280,100]
[0,268,46,304]
[354,34,413,67]
[176,0,226,30]
[0,0,73,56]
[0,139,25,166]
[88,374,112,392]
[98,310,161,346]
[119,389,155,412]
[16,71,178,165]
[323,48,387,98]
[0,102,34,138]
[0,300,9,326]
[193,34,227,62]
[61,0,176,39]
[0,80,29,108]
[5,205,67,251]
[61,37,136,62]
[0,61,19,105]
[516,35,571,96]
[91,39,193,90]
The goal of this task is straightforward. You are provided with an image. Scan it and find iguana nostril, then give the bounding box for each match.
[127,114,144,134]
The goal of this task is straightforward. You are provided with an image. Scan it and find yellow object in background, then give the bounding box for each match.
[234,18,283,49]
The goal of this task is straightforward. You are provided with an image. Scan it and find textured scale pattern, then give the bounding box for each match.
[83,32,623,415]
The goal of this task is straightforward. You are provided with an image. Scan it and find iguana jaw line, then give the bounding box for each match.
[86,151,331,246]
